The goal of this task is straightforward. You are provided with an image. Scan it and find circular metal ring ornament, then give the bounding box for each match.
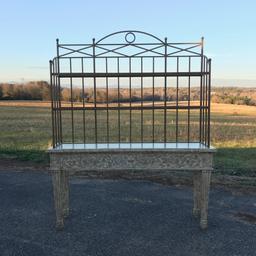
[125,32,136,44]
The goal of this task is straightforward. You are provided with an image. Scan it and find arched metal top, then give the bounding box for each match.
[95,30,165,44]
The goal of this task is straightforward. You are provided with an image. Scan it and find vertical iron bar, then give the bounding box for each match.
[54,60,59,145]
[81,58,86,144]
[49,60,55,147]
[129,57,132,142]
[56,39,62,145]
[204,57,208,145]
[188,56,191,143]
[202,55,205,144]
[207,59,212,147]
[92,38,98,143]
[176,56,179,143]
[164,38,167,143]
[69,58,74,144]
[152,57,155,143]
[204,56,208,144]
[199,37,204,143]
[53,59,59,146]
[117,57,121,142]
[141,57,143,142]
[57,62,62,144]
[106,58,110,143]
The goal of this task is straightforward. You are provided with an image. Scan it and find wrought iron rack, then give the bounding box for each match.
[50,31,211,148]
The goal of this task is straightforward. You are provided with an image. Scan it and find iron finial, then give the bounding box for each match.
[201,37,204,45]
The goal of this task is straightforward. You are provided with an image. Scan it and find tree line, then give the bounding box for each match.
[1,82,256,106]
[0,81,51,100]
[211,87,256,106]
[0,82,201,102]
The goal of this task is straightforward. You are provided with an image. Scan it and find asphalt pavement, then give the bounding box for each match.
[0,170,255,256]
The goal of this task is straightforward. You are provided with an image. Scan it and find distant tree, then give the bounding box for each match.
[1,83,14,99]
[61,88,70,101]
[243,96,250,105]
[26,82,42,99]
[96,90,106,103]
[39,81,51,101]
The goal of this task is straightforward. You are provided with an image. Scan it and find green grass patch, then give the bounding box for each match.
[214,148,256,177]
[0,148,49,163]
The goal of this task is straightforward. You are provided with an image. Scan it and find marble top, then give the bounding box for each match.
[48,143,215,153]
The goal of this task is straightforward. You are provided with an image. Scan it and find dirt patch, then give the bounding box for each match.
[211,174,256,194]
[0,159,49,172]
[233,212,256,224]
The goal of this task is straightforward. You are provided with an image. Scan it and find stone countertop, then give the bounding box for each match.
[48,143,216,153]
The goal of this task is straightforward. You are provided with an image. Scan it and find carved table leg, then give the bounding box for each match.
[193,171,201,218]
[62,170,69,218]
[200,170,211,230]
[52,170,64,230]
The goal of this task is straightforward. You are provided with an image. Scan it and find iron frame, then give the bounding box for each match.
[50,30,212,148]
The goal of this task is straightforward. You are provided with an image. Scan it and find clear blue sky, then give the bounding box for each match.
[0,0,255,86]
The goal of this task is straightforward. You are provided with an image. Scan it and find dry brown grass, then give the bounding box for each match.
[211,103,256,116]
[0,100,51,107]
[1,100,256,116]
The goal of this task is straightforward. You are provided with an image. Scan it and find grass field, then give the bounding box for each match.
[0,101,256,177]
